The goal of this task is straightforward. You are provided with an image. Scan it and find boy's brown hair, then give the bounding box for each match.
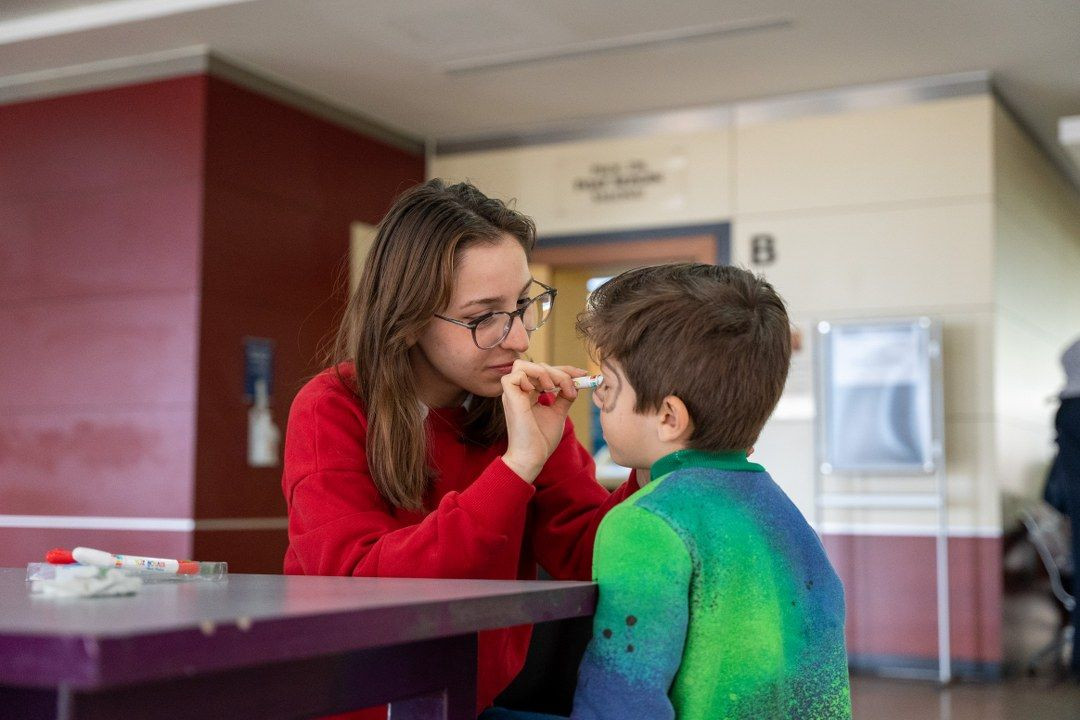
[577,263,791,451]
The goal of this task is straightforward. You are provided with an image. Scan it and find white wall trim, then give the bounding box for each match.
[816,522,1001,538]
[0,515,288,532]
[0,47,424,154]
[0,515,998,537]
[0,45,208,104]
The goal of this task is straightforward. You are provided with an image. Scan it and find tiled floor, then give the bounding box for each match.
[850,675,1080,720]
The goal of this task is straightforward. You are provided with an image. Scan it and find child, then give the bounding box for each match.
[487,263,851,720]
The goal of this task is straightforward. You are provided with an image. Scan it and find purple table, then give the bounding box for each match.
[0,569,596,720]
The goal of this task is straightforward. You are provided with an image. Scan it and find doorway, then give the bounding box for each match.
[528,222,730,485]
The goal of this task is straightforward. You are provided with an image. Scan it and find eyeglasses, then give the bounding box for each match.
[435,281,557,350]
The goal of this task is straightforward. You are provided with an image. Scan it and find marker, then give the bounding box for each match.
[537,375,603,406]
[572,375,603,390]
[46,547,76,564]
[68,547,200,575]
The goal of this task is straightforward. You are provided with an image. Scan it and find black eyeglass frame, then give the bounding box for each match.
[434,280,558,350]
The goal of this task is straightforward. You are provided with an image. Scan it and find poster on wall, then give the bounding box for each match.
[815,318,942,474]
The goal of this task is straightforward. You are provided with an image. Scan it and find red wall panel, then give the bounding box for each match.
[0,77,205,199]
[0,408,195,518]
[0,77,206,568]
[0,181,202,303]
[193,528,289,574]
[823,533,1002,665]
[0,528,191,570]
[193,77,424,528]
[0,293,200,408]
[0,72,423,573]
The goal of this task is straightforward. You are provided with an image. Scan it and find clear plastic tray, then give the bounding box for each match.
[27,561,228,583]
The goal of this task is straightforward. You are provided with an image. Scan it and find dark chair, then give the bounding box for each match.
[1020,503,1075,674]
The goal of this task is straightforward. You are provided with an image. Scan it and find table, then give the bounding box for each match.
[0,569,596,719]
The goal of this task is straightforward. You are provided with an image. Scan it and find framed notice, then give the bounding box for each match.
[814,318,943,475]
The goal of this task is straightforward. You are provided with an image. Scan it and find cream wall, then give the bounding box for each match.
[431,90,1074,540]
[433,128,732,235]
[732,95,998,535]
[992,106,1080,509]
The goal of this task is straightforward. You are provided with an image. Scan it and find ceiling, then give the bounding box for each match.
[1,0,1079,182]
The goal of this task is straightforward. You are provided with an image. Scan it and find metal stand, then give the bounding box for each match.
[812,471,950,684]
[813,318,951,684]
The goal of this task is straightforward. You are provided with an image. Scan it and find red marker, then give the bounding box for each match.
[46,548,75,564]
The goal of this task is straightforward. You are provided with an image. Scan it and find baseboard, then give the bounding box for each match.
[848,653,1002,682]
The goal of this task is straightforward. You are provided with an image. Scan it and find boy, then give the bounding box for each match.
[490,263,851,720]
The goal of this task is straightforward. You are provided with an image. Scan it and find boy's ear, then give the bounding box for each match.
[657,395,694,444]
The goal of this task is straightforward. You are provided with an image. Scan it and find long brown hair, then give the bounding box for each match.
[332,179,536,511]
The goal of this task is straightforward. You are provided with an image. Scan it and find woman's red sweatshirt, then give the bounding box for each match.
[281,366,639,719]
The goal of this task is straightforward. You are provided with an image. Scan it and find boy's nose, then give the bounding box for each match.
[500,315,530,352]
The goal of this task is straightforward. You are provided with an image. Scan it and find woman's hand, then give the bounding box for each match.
[501,359,586,483]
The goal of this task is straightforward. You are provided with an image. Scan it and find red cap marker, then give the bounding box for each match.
[46,548,76,564]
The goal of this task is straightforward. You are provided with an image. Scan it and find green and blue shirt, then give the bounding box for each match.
[570,449,851,720]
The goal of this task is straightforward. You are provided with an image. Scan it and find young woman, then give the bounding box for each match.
[282,179,642,719]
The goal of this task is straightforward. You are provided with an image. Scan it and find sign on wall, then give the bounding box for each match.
[243,337,275,402]
[750,233,777,265]
[815,318,942,474]
[557,150,688,216]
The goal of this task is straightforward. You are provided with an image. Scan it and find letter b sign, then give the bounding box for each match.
[750,234,776,266]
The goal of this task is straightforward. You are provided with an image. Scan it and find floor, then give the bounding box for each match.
[850,675,1080,720]
[850,576,1079,720]
[506,562,1080,719]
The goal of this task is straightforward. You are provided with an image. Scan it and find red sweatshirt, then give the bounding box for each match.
[282,365,639,719]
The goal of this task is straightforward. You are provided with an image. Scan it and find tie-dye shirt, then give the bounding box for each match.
[570,449,851,720]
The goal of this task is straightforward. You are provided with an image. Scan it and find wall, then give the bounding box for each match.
[433,127,732,235]
[0,77,206,565]
[432,88,1019,673]
[731,94,1001,672]
[991,105,1080,508]
[0,73,425,572]
[193,77,424,571]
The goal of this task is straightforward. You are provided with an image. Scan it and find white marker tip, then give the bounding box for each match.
[572,375,603,390]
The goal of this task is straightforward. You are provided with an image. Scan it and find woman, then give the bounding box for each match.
[282,179,641,719]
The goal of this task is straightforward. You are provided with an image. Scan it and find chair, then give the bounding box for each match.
[1019,503,1075,674]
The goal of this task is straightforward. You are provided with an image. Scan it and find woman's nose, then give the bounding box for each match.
[500,315,530,352]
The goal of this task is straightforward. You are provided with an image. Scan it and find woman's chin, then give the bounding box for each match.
[468,380,505,399]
